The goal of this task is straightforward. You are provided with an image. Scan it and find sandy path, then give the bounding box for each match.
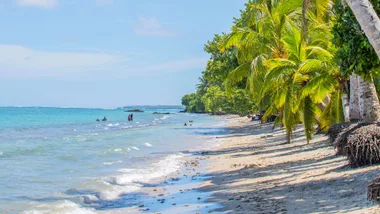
[197,117,380,214]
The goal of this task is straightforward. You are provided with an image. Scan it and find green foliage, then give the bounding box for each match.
[182,27,252,115]
[227,89,256,116]
[181,0,374,144]
[202,34,240,87]
[375,78,380,97]
[201,86,226,113]
[332,0,380,79]
[181,93,205,113]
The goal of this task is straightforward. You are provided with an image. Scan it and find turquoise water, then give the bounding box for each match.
[0,107,226,213]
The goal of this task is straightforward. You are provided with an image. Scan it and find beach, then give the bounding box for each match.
[122,116,380,214]
[3,110,380,213]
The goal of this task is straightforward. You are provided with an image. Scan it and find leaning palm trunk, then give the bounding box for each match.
[358,75,380,122]
[345,0,380,123]
[350,74,360,121]
[346,0,380,59]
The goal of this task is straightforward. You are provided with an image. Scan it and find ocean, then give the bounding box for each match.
[0,106,227,213]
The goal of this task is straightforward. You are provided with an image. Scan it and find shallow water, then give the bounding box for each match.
[0,106,227,213]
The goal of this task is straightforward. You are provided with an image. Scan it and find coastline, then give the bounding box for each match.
[119,116,380,214]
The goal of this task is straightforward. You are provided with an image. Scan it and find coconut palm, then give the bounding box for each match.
[344,0,380,123]
[225,0,303,110]
[263,16,342,143]
[196,75,209,95]
[225,0,344,143]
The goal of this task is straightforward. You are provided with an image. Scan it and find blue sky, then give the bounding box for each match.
[0,0,245,108]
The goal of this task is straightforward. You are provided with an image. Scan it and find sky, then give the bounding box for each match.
[0,0,246,108]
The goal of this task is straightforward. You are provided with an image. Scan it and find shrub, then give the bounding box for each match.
[326,123,350,144]
[345,124,380,168]
[333,122,372,156]
[368,175,380,201]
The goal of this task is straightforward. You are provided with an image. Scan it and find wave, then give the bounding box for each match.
[160,115,170,120]
[21,200,96,214]
[110,153,184,187]
[73,153,185,202]
[144,143,153,147]
[131,146,139,151]
[103,160,123,166]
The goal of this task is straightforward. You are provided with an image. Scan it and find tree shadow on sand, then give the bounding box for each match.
[187,122,380,213]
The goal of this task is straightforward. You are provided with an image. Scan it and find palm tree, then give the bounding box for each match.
[263,16,342,143]
[345,0,380,59]
[344,0,380,123]
[196,75,209,95]
[225,0,303,110]
[225,0,344,143]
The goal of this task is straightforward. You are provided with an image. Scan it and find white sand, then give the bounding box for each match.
[197,117,380,213]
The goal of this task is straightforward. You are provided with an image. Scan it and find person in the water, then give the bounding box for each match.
[102,116,107,121]
[184,123,187,126]
[96,118,100,122]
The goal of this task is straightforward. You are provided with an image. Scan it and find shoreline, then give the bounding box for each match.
[122,116,380,213]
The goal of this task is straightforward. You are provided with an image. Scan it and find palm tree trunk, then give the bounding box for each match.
[345,0,380,123]
[286,130,291,144]
[342,92,350,122]
[301,0,310,42]
[345,0,380,59]
[358,75,380,123]
[349,74,360,121]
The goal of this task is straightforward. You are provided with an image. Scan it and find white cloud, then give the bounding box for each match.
[0,44,128,78]
[16,0,58,9]
[95,0,113,7]
[133,17,178,37]
[129,58,208,73]
[0,44,207,79]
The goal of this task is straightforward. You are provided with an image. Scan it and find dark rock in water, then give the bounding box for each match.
[124,109,144,112]
[153,112,171,115]
[201,151,209,155]
[179,110,187,113]
[157,198,166,203]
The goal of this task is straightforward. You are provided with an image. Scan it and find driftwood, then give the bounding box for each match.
[368,175,380,201]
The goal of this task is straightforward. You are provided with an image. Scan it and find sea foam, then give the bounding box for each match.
[21,200,96,214]
[84,153,185,201]
[144,143,153,147]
